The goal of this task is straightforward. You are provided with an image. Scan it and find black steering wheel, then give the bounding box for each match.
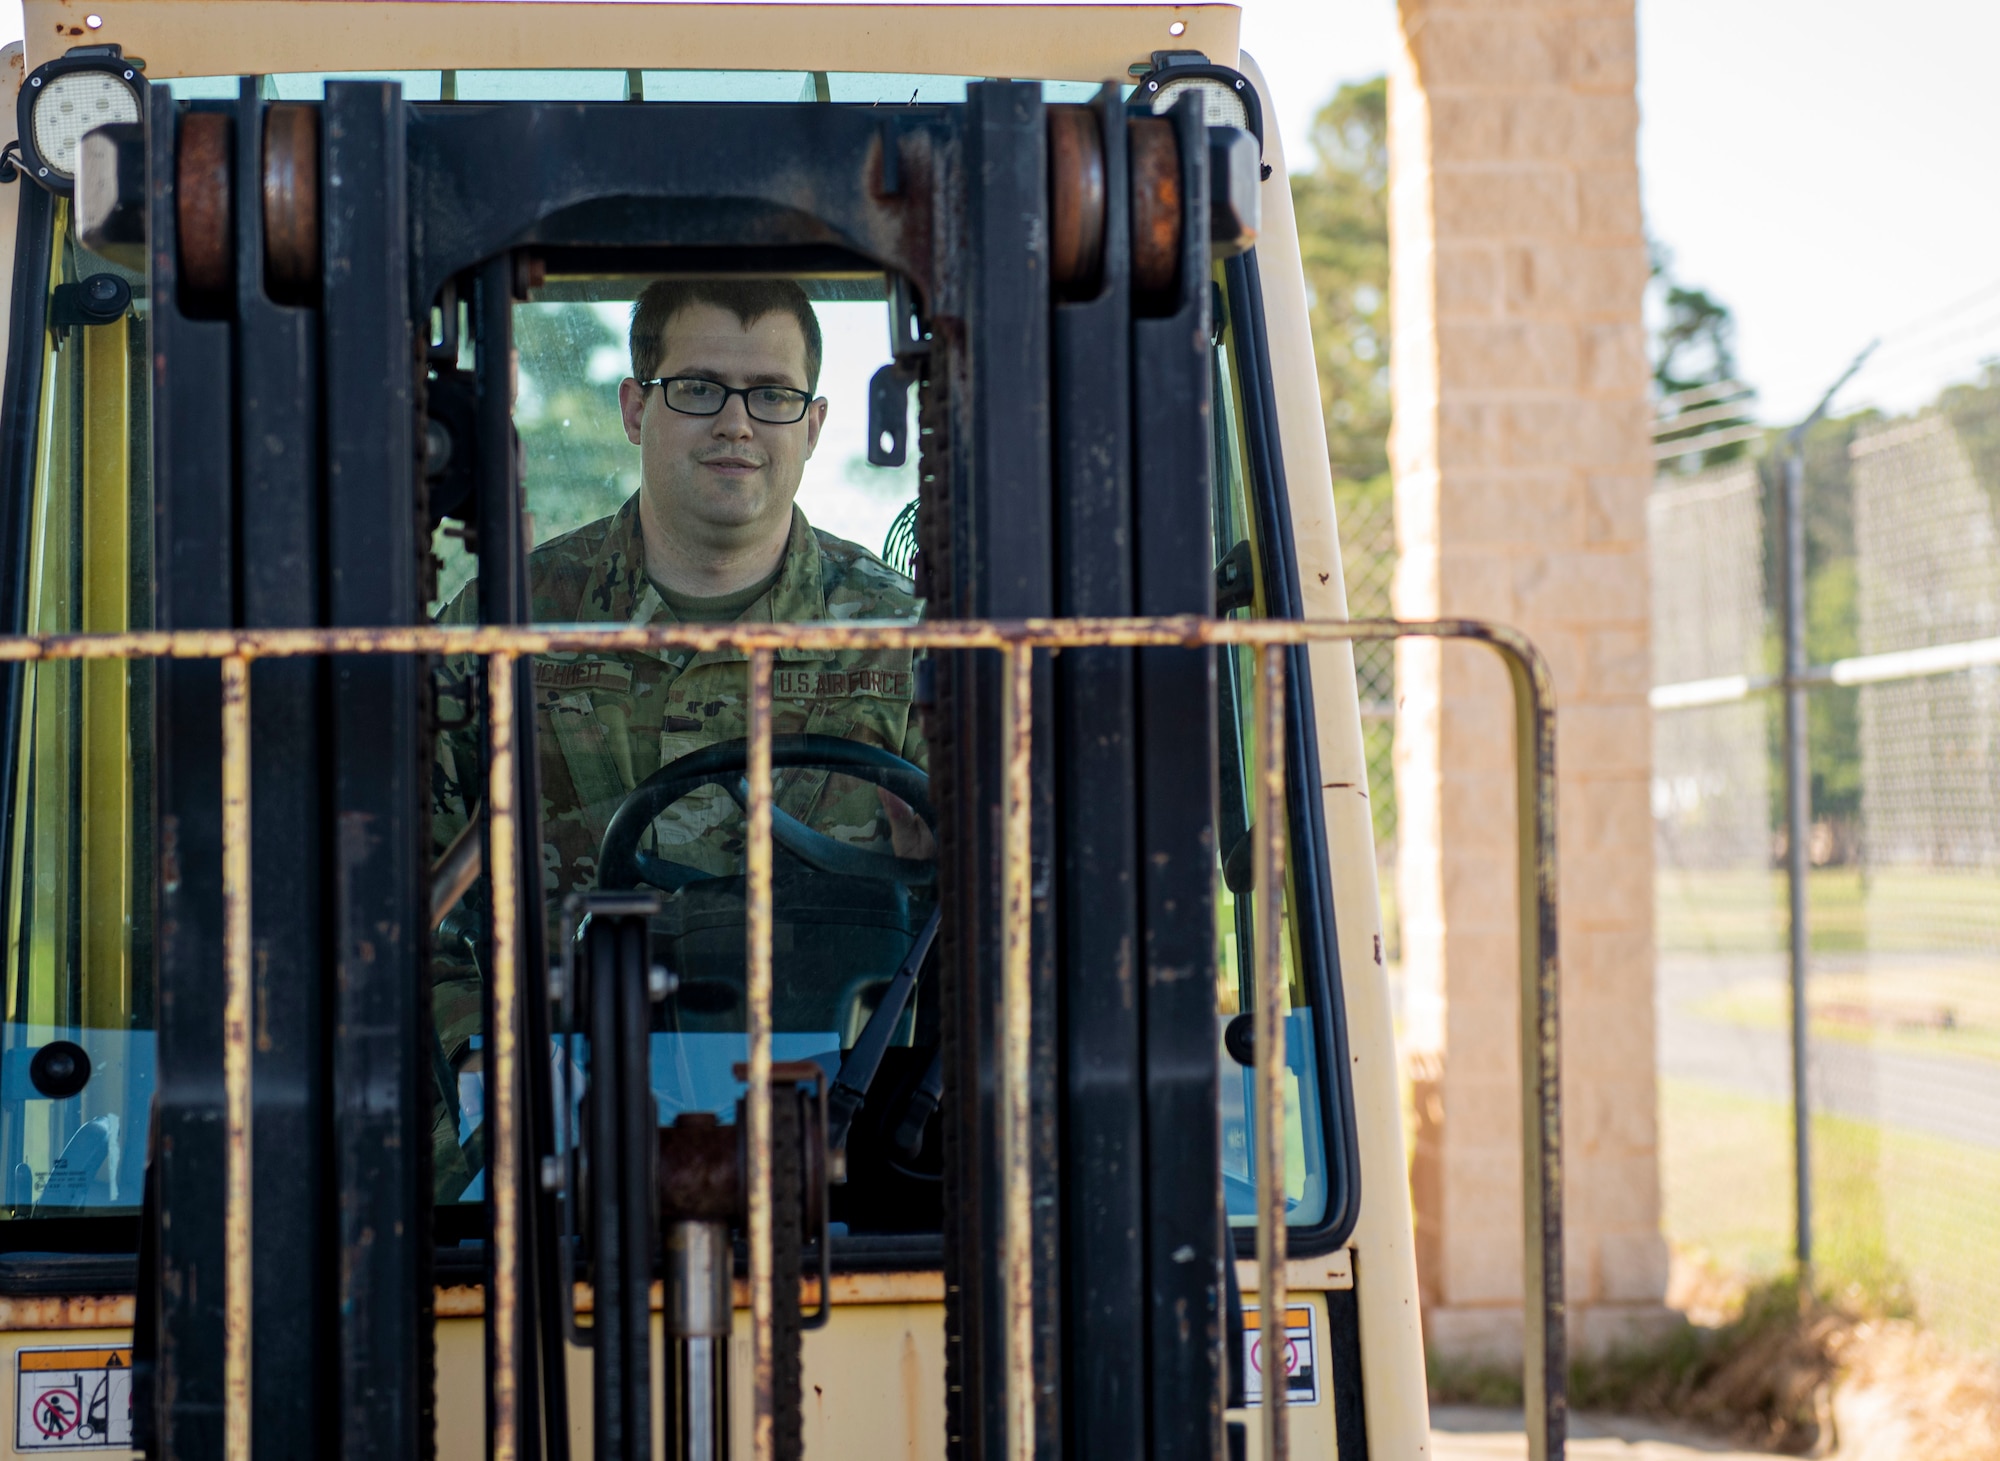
[597,734,934,893]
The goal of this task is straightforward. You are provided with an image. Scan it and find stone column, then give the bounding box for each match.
[1388,0,1674,1359]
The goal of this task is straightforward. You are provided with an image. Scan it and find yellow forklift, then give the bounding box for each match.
[0,4,1564,1458]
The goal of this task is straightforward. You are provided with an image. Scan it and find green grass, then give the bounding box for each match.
[1691,965,2000,1065]
[1658,866,2000,957]
[1430,1273,1846,1453]
[1660,1078,2000,1353]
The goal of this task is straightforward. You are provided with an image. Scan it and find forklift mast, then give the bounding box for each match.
[136,73,1258,1461]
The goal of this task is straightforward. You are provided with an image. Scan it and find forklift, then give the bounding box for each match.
[0,4,1565,1458]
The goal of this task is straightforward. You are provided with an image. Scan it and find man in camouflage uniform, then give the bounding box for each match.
[430,278,926,1195]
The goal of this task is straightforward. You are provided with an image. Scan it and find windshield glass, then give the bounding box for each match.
[1211,265,1334,1231]
[428,273,935,1225]
[1,206,154,1219]
[163,69,1106,105]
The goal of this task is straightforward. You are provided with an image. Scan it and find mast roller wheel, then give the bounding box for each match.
[1128,115,1180,298]
[1048,105,1105,296]
[176,111,233,299]
[263,103,320,302]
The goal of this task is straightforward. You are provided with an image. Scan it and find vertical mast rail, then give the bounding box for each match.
[486,651,522,1461]
[1000,645,1036,1461]
[746,650,777,1461]
[1252,646,1289,1460]
[221,653,252,1461]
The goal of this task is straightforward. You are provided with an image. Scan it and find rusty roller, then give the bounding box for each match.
[1128,116,1180,298]
[1047,105,1105,295]
[176,111,232,298]
[263,103,320,301]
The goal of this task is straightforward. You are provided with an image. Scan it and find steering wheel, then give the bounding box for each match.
[597,734,934,893]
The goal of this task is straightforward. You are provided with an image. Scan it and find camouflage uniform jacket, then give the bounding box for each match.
[427,494,923,1197]
[433,491,927,904]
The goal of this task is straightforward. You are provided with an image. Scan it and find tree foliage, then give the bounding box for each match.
[1290,76,1390,483]
[1653,278,1740,399]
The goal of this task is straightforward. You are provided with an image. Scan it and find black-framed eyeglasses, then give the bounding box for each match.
[637,375,815,425]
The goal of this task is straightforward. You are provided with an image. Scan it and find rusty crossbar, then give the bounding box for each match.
[0,615,1562,1461]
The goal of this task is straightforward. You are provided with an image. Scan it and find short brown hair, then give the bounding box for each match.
[628,278,824,393]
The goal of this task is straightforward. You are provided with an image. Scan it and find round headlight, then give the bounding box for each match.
[31,69,141,182]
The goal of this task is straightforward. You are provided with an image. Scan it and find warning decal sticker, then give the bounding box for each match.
[15,1347,133,1451]
[1241,1303,1319,1407]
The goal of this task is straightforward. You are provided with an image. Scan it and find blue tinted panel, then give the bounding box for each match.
[160,76,241,99]
[0,1028,154,1215]
[269,71,445,100]
[1220,1013,1325,1228]
[639,71,814,102]
[448,1031,839,1204]
[453,69,629,101]
[826,73,972,104]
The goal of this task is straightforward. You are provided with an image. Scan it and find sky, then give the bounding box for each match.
[1240,0,2000,425]
[9,0,1997,425]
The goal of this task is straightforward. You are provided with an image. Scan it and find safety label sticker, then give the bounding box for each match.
[15,1347,133,1451]
[1241,1303,1319,1407]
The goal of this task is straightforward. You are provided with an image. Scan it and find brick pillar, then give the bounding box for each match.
[1389,0,1674,1360]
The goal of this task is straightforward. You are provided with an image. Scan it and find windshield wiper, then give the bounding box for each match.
[826,905,941,1152]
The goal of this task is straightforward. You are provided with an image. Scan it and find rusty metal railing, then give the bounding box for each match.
[0,614,1562,1461]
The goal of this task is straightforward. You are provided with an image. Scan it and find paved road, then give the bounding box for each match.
[1431,1407,1778,1460]
[1656,955,2000,1151]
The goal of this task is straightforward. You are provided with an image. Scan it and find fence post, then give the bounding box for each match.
[1779,446,1814,1297]
[1777,343,1876,1299]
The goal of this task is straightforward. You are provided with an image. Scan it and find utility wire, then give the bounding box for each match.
[1869,274,2000,356]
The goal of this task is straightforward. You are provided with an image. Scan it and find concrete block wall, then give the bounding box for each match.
[1388,0,1674,1361]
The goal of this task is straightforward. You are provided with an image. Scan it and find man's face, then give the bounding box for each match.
[618,301,827,546]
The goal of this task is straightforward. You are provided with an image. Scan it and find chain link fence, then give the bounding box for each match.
[1336,483,1399,960]
[1651,389,2000,1355]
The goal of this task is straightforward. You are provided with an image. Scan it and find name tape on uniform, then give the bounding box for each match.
[16,1346,133,1451]
[1241,1303,1319,1407]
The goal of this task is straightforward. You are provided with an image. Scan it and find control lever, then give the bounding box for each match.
[827,906,942,1151]
[890,1047,945,1164]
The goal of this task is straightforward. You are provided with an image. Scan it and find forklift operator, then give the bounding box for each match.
[432,277,932,907]
[426,281,933,1194]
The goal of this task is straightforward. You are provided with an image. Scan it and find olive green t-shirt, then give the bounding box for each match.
[653,559,785,622]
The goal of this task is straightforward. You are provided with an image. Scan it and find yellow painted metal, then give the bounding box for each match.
[7,364,55,1039]
[1236,47,1438,1459]
[1252,646,1288,1461]
[999,645,1034,1461]
[0,42,25,1048]
[220,654,251,1461]
[484,652,521,1461]
[431,1300,951,1460]
[24,0,1241,81]
[0,615,1537,663]
[78,315,132,1033]
[16,273,70,1041]
[432,1301,1340,1461]
[744,648,776,1461]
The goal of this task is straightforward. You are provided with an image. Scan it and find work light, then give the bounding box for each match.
[16,46,144,193]
[1136,54,1264,153]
